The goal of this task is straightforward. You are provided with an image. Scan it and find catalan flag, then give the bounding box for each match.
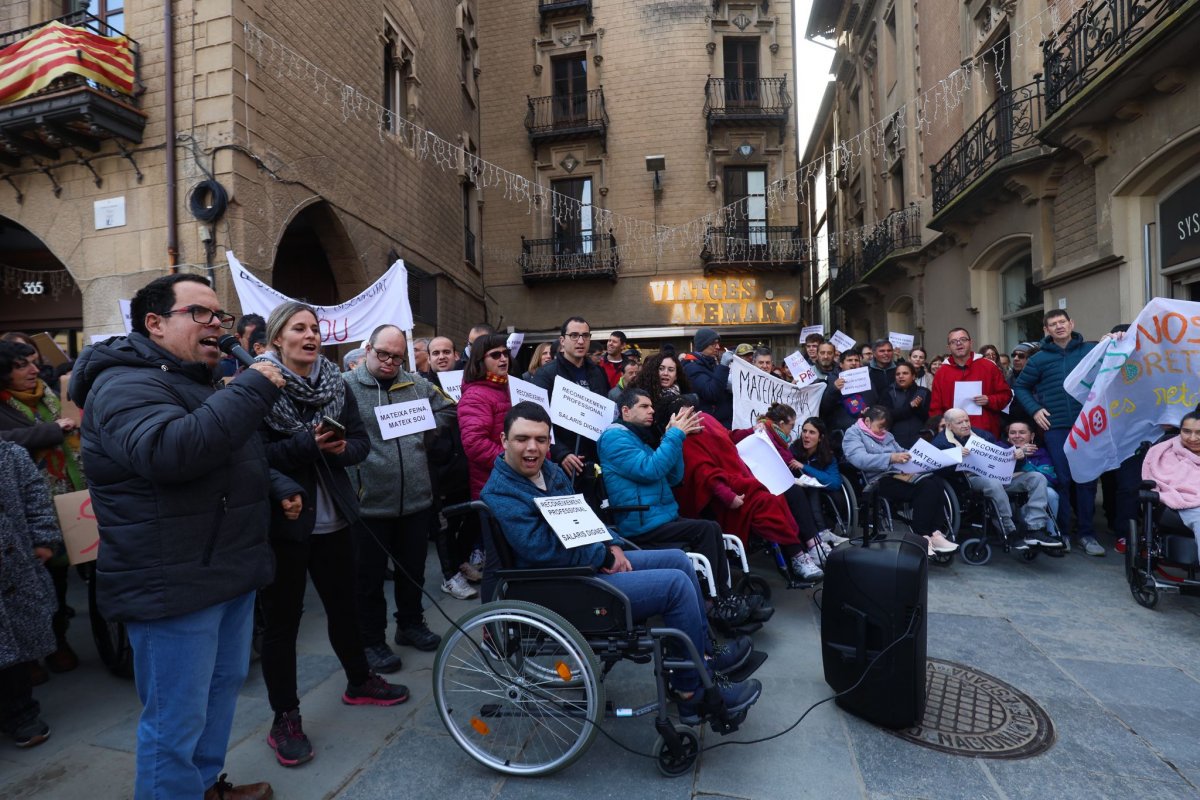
[0,20,134,105]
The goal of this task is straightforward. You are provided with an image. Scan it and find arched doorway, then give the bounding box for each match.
[270,202,359,306]
[0,216,83,354]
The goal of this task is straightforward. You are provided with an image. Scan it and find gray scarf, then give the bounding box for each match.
[256,353,346,434]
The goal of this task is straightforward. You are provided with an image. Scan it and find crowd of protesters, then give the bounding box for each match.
[0,269,1191,800]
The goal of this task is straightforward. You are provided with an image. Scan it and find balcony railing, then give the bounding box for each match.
[931,80,1044,214]
[538,0,593,29]
[831,206,922,301]
[1042,0,1191,115]
[0,12,144,165]
[525,88,608,152]
[704,77,792,135]
[701,225,808,272]
[519,231,619,284]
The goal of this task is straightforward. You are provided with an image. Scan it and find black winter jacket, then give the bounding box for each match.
[530,353,611,466]
[68,333,280,622]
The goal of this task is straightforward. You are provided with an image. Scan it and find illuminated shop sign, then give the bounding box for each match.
[648,277,799,325]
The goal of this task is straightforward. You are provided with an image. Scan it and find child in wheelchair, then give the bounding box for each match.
[1141,410,1200,546]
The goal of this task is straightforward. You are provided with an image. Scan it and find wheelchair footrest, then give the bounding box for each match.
[719,649,768,683]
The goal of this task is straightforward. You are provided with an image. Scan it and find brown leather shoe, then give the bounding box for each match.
[45,643,79,673]
[203,774,273,800]
[28,661,49,687]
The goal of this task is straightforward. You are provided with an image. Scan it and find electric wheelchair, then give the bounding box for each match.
[1125,481,1200,609]
[433,500,759,777]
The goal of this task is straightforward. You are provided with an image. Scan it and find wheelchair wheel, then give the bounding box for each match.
[86,565,134,679]
[821,484,858,540]
[1131,581,1159,609]
[941,488,962,538]
[959,538,992,566]
[433,600,604,776]
[734,574,772,604]
[1019,548,1039,562]
[653,724,700,777]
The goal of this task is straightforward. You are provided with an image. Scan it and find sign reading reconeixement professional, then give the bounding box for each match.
[1160,173,1200,271]
[648,277,799,326]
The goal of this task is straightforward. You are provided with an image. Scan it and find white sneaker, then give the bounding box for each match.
[807,541,831,561]
[790,551,824,580]
[818,529,850,547]
[441,572,478,600]
[928,531,959,553]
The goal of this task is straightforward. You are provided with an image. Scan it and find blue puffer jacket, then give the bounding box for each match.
[597,424,685,536]
[68,333,279,622]
[1013,333,1095,430]
[480,456,624,569]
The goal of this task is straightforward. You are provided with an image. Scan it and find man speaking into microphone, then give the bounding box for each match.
[70,274,287,800]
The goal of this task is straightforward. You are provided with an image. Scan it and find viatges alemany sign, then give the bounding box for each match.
[647,277,799,326]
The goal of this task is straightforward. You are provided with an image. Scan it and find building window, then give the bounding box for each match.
[70,0,123,32]
[1001,255,1042,347]
[457,1,479,102]
[551,54,588,126]
[463,183,477,268]
[551,177,593,255]
[724,166,767,245]
[723,38,760,107]
[382,25,412,137]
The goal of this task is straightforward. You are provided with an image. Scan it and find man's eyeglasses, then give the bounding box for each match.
[372,349,404,363]
[1011,352,1027,359]
[160,305,236,329]
[948,337,971,346]
[563,332,592,341]
[485,348,510,360]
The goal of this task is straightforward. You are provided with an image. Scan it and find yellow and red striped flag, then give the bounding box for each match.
[0,20,134,105]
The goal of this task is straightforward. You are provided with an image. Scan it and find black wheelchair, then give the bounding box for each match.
[432,501,757,777]
[1126,481,1200,609]
[841,462,961,565]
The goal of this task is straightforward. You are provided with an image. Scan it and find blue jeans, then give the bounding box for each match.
[597,548,708,691]
[1044,428,1097,539]
[126,591,255,800]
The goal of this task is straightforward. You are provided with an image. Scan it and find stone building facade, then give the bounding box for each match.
[0,1,484,352]
[803,0,1200,354]
[475,0,802,358]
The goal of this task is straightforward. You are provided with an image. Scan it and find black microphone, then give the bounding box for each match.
[218,334,255,368]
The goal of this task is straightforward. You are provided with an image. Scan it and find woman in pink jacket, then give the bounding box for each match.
[1142,410,1200,544]
[457,333,513,500]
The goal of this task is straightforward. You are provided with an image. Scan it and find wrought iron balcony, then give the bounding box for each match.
[832,206,923,301]
[931,81,1045,215]
[519,230,619,284]
[0,12,144,166]
[830,248,862,302]
[1042,0,1193,118]
[700,225,808,273]
[525,88,608,153]
[539,0,593,30]
[704,77,792,138]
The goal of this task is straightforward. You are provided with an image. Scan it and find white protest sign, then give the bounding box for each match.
[118,299,133,333]
[953,380,984,415]
[829,330,857,353]
[889,332,915,351]
[730,357,826,430]
[895,438,963,474]
[784,351,818,387]
[800,325,825,341]
[375,398,436,441]
[958,434,1016,484]
[227,250,413,347]
[506,332,525,353]
[534,495,613,549]
[437,370,464,402]
[838,366,872,394]
[508,375,549,408]
[551,375,616,441]
[736,431,795,495]
[89,333,124,344]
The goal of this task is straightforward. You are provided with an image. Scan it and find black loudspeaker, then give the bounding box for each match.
[821,529,928,729]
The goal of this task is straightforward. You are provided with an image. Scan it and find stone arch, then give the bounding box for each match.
[0,215,85,353]
[886,294,915,342]
[968,233,1035,348]
[270,199,363,306]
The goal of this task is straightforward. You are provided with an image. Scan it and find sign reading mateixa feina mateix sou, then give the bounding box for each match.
[647,277,799,325]
[1063,297,1200,482]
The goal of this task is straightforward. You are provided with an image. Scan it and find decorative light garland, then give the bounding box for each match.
[1,263,79,300]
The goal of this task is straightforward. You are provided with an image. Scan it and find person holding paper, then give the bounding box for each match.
[343,325,459,673]
[842,406,958,556]
[928,327,1011,437]
[933,409,1061,549]
[599,390,770,626]
[812,341,840,381]
[883,363,930,449]
[820,350,877,433]
[790,417,851,546]
[803,332,824,363]
[0,442,61,748]
[481,402,762,723]
[428,336,458,374]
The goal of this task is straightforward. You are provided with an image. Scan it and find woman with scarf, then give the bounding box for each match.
[0,340,84,675]
[790,417,850,546]
[631,352,691,411]
[908,347,934,390]
[883,363,931,448]
[1142,409,1200,545]
[842,405,958,556]
[256,302,408,768]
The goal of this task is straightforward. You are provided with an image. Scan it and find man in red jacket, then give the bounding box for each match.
[928,327,1011,437]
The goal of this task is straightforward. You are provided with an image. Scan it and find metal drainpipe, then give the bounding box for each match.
[164,0,177,272]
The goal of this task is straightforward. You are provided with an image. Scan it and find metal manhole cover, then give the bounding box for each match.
[887,658,1055,759]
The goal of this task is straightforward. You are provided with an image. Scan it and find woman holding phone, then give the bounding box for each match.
[256,302,408,768]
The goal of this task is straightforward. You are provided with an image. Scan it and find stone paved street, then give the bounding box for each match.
[3,533,1199,799]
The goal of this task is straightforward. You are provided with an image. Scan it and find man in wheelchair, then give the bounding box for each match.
[933,409,1062,549]
[480,402,763,724]
[1142,410,1200,545]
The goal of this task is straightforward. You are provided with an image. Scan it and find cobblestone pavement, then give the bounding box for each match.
[3,530,1199,799]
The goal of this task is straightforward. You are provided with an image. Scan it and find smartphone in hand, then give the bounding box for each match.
[319,415,346,439]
